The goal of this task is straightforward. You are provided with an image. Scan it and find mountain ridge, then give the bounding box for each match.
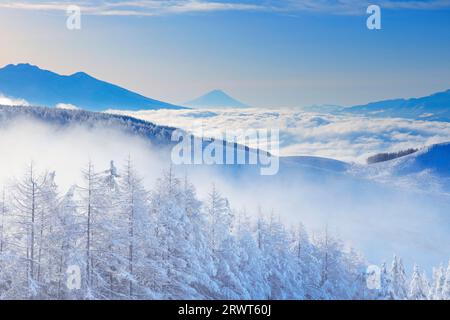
[0,63,185,111]
[346,88,450,121]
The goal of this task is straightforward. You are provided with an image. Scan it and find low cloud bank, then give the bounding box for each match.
[0,94,29,106]
[109,108,450,164]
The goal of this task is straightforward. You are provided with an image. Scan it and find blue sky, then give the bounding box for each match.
[0,0,450,107]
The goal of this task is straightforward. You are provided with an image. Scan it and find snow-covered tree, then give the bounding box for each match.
[150,168,208,299]
[313,227,353,299]
[0,189,7,254]
[442,261,450,300]
[116,158,163,299]
[50,185,83,299]
[377,262,394,300]
[0,188,12,298]
[290,223,321,299]
[235,210,269,299]
[263,214,302,299]
[77,162,113,298]
[205,184,233,253]
[390,255,408,300]
[205,184,248,299]
[34,171,61,298]
[11,163,48,297]
[408,265,428,300]
[180,176,218,299]
[429,265,446,300]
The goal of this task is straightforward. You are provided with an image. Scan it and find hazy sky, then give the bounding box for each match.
[0,0,450,107]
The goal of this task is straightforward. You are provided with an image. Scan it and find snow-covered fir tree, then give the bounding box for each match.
[408,265,428,300]
[390,255,408,300]
[442,262,450,300]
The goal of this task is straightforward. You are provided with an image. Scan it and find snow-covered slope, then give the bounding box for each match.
[352,142,450,194]
[390,143,450,177]
[281,156,350,173]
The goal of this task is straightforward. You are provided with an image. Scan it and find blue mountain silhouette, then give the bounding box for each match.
[347,89,450,121]
[0,63,184,111]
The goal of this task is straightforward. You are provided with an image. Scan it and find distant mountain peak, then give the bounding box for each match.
[70,71,93,79]
[9,63,33,67]
[208,89,228,95]
[5,63,41,70]
[0,63,185,111]
[185,89,249,108]
[347,88,450,121]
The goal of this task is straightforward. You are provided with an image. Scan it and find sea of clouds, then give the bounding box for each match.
[108,108,450,164]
